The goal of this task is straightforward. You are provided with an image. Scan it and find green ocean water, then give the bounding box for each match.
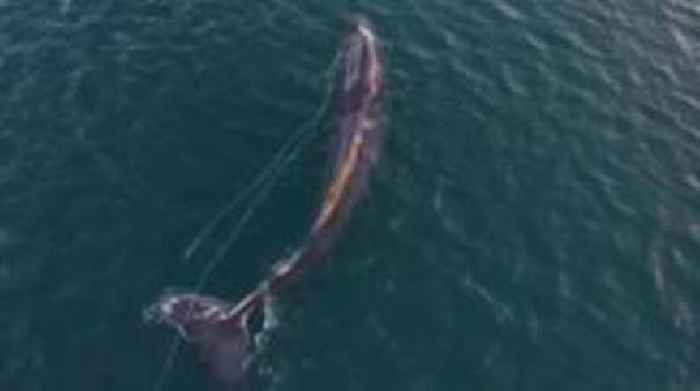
[1,1,699,390]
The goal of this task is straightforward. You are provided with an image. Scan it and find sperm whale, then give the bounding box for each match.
[144,15,384,388]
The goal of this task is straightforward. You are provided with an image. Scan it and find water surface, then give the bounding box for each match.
[1,1,699,390]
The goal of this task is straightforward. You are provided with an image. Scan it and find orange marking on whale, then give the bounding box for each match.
[313,131,365,232]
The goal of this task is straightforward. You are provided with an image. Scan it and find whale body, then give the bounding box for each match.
[145,16,385,389]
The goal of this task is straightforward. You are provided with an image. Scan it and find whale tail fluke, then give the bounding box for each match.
[144,292,255,388]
